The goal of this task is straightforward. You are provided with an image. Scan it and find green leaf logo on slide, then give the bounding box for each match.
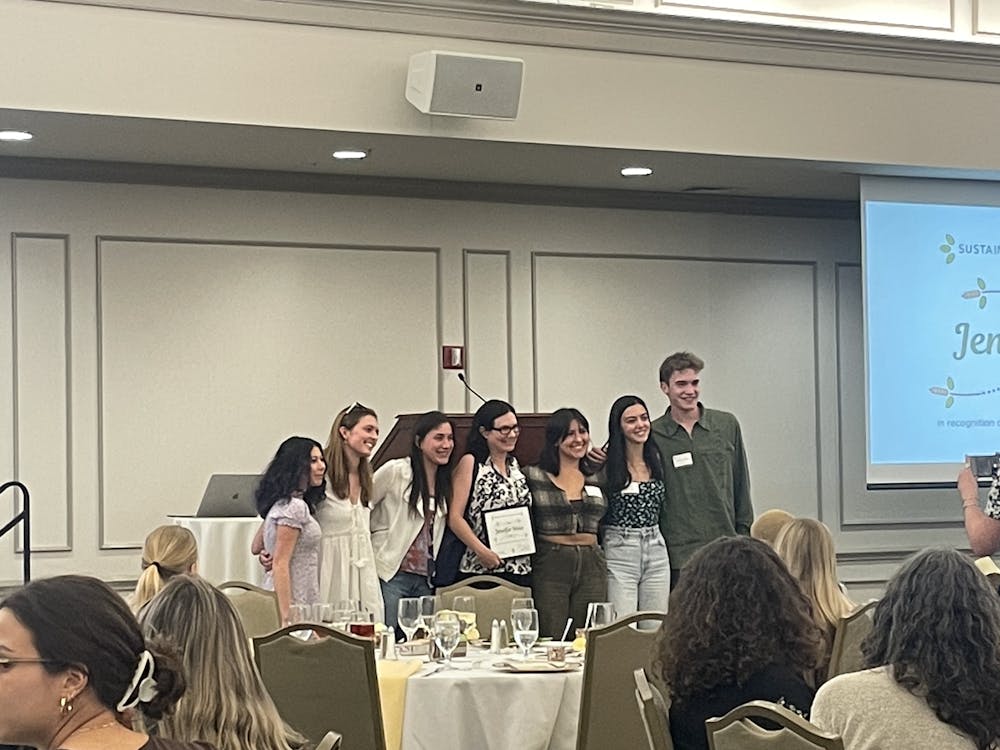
[940,234,956,264]
[962,277,993,309]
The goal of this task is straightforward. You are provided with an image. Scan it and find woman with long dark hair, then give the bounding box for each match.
[0,575,212,750]
[812,548,1000,749]
[524,408,607,637]
[600,395,669,619]
[370,411,455,632]
[654,536,822,750]
[254,436,326,626]
[448,399,532,586]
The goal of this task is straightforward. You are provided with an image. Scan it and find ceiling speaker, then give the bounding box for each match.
[405,50,523,120]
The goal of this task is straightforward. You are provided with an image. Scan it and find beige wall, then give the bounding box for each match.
[0,177,966,587]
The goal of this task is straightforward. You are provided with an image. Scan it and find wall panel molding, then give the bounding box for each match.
[96,235,440,549]
[531,250,821,519]
[12,233,73,552]
[463,250,512,410]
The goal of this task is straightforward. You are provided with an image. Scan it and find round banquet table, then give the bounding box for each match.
[383,650,583,750]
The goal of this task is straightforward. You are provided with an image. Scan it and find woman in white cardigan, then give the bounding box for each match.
[370,411,455,634]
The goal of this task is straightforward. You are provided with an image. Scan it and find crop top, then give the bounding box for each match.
[524,465,606,536]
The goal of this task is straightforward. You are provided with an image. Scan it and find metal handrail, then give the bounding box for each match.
[0,481,30,582]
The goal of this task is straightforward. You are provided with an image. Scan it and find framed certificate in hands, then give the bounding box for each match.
[483,506,536,558]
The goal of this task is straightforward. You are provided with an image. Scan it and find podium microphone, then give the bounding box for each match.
[457,373,487,404]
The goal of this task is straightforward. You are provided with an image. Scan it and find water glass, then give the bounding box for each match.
[510,597,534,624]
[288,603,309,625]
[433,611,462,667]
[511,608,539,659]
[397,597,421,643]
[586,602,616,629]
[419,595,437,632]
[453,595,476,629]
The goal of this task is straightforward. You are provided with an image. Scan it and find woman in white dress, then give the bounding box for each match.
[316,402,385,622]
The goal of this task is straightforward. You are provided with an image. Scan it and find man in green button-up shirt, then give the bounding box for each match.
[652,352,753,585]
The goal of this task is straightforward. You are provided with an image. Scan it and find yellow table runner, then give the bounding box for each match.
[376,659,423,750]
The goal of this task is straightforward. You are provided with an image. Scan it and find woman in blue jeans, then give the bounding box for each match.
[601,395,670,619]
[370,411,455,635]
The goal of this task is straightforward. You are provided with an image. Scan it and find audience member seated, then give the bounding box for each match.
[774,518,856,683]
[653,536,823,750]
[749,508,794,548]
[130,525,198,613]
[812,548,1000,750]
[0,574,214,750]
[137,575,308,750]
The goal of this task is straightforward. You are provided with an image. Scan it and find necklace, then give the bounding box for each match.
[70,719,120,736]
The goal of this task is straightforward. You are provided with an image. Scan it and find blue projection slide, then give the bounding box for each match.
[867,201,1000,465]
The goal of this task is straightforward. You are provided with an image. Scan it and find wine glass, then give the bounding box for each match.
[511,608,539,660]
[453,595,477,630]
[397,597,421,643]
[419,595,437,633]
[587,602,616,629]
[510,597,534,625]
[433,611,462,668]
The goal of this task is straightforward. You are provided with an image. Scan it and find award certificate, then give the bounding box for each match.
[484,506,536,558]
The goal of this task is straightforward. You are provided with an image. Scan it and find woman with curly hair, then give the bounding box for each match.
[812,548,1000,750]
[253,436,326,626]
[774,518,856,682]
[653,536,823,750]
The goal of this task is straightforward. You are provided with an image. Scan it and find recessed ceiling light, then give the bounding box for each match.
[621,166,652,177]
[332,149,368,160]
[0,130,33,142]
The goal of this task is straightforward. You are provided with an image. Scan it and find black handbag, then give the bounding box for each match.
[430,526,466,588]
[430,461,477,588]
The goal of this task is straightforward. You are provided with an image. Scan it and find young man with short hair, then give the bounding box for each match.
[652,351,753,585]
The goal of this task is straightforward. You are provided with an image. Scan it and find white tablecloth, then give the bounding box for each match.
[168,516,264,586]
[398,655,582,750]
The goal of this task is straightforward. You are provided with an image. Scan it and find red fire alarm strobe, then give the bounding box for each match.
[442,346,464,369]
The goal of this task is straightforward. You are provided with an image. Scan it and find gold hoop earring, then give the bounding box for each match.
[60,696,73,716]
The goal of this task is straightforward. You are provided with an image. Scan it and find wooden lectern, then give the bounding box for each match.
[372,413,551,469]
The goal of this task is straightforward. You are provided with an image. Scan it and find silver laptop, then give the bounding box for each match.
[195,474,261,517]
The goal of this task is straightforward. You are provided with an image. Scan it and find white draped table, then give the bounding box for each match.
[168,516,264,585]
[395,656,582,750]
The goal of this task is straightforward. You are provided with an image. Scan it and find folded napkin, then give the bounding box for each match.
[377,659,423,750]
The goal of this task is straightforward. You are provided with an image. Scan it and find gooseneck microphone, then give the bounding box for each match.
[457,372,487,404]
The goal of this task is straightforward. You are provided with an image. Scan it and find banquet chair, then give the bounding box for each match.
[436,574,531,630]
[633,668,674,750]
[253,624,386,750]
[219,580,281,638]
[576,611,666,750]
[826,599,877,679]
[705,700,844,750]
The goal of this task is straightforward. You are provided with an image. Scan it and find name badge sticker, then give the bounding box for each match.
[672,452,694,468]
[584,485,603,498]
[621,481,640,495]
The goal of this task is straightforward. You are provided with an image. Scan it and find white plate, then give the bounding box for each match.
[491,660,582,673]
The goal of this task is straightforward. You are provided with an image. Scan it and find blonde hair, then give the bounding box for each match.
[774,518,855,631]
[138,576,305,750]
[750,508,795,547]
[324,404,376,506]
[131,525,198,613]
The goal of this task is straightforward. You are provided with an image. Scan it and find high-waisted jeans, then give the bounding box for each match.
[531,542,607,638]
[602,525,670,626]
